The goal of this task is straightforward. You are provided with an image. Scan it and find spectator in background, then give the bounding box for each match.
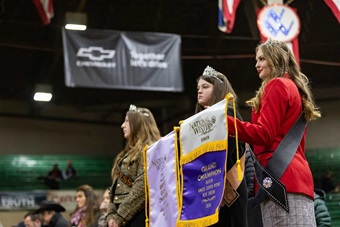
[45,163,63,189]
[97,188,110,227]
[23,212,41,227]
[321,171,335,193]
[64,160,77,180]
[14,221,25,227]
[314,190,332,227]
[70,184,101,227]
[34,200,68,227]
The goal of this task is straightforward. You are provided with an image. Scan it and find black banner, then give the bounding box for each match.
[62,28,183,92]
[0,191,46,210]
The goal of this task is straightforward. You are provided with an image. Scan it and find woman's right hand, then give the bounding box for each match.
[108,219,119,227]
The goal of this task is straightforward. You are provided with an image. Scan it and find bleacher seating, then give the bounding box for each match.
[307,148,340,226]
[2,149,340,225]
[0,155,114,191]
[326,193,340,226]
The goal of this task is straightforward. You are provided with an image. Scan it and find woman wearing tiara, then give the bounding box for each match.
[195,65,248,227]
[227,39,321,226]
[106,105,161,227]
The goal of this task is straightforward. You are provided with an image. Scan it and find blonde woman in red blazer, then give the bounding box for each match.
[227,39,321,227]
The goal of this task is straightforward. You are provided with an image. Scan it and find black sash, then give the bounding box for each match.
[251,113,306,212]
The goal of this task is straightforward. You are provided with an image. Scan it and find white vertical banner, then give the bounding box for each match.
[144,130,180,227]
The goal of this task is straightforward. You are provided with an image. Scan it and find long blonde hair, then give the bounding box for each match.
[111,107,161,179]
[246,39,321,121]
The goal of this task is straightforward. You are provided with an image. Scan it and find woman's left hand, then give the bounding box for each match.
[108,219,119,227]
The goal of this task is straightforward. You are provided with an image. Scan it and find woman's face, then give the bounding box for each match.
[100,189,110,211]
[39,211,54,226]
[197,78,213,107]
[255,48,272,80]
[75,190,87,209]
[121,115,131,139]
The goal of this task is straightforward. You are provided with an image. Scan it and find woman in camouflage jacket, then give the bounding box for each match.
[106,105,161,227]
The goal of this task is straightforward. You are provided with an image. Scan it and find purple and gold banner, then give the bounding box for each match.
[178,98,230,226]
[144,94,239,227]
[180,151,226,223]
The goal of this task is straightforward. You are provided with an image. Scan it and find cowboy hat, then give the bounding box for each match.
[34,200,66,213]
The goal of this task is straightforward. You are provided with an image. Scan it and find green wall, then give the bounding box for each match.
[0,155,113,190]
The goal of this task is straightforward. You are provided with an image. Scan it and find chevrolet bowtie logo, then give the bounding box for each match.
[77,46,116,61]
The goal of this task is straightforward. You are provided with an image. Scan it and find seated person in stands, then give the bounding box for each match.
[63,160,77,180]
[23,212,42,227]
[70,184,101,227]
[321,171,336,193]
[45,163,63,189]
[97,187,110,227]
[34,200,68,227]
[314,189,332,227]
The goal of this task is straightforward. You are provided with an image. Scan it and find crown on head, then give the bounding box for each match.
[129,104,137,111]
[264,37,274,45]
[202,66,223,84]
[129,104,149,117]
[263,37,288,53]
[264,37,281,47]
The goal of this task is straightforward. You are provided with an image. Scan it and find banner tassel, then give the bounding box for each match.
[231,95,242,181]
[143,144,150,227]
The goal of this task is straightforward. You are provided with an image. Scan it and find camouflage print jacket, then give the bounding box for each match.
[105,151,145,226]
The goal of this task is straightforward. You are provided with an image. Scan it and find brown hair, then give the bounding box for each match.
[70,184,98,226]
[195,70,237,113]
[111,107,161,179]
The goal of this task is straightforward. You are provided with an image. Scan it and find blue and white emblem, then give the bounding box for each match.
[257,4,300,42]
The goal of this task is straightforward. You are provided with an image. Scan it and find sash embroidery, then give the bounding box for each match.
[116,166,133,187]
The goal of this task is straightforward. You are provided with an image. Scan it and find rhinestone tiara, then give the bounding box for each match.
[202,65,223,84]
[129,104,149,117]
[263,37,288,53]
[129,104,137,111]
